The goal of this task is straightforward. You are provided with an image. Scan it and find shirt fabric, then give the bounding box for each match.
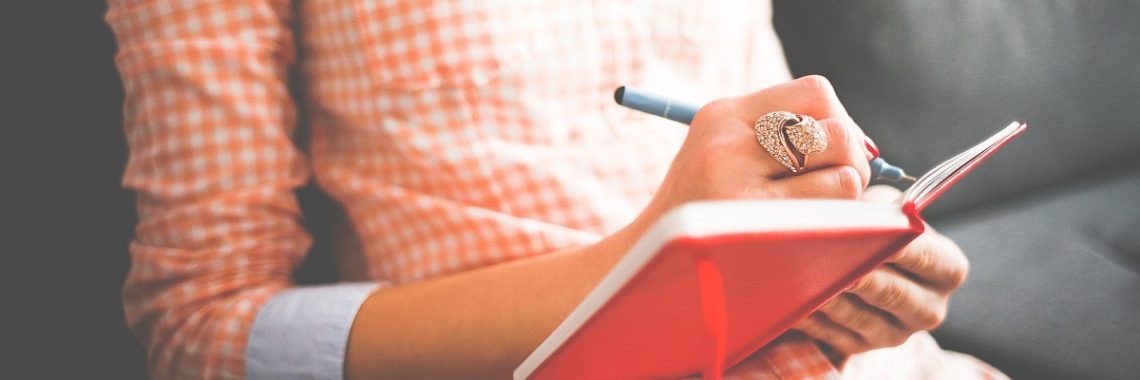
[107,0,1006,379]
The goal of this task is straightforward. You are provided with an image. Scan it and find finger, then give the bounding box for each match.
[796,117,871,186]
[889,231,970,290]
[760,165,862,200]
[728,75,850,123]
[849,267,946,331]
[793,313,866,356]
[862,184,902,203]
[818,294,912,348]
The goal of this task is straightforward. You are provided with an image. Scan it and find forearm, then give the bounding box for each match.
[345,210,656,379]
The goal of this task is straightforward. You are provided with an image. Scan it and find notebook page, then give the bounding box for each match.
[900,122,1026,206]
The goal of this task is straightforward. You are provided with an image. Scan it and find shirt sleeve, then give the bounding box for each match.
[246,283,380,380]
[107,1,317,378]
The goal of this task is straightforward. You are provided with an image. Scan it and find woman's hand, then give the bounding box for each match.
[642,75,874,222]
[793,185,970,362]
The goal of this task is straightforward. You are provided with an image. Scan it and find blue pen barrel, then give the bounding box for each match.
[614,86,699,125]
[870,157,908,181]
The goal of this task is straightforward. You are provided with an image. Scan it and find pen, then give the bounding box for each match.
[614,86,915,182]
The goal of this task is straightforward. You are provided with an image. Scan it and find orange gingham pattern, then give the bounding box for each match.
[107,0,1003,379]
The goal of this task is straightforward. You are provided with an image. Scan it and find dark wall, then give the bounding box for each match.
[8,2,341,378]
[10,1,145,378]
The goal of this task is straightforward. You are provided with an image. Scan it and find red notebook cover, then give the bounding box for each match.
[516,122,1026,379]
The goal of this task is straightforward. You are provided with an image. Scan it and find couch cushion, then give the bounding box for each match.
[929,166,1140,379]
[772,1,1140,215]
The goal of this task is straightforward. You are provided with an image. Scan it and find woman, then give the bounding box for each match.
[108,0,1001,378]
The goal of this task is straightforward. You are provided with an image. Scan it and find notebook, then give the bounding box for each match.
[515,121,1027,379]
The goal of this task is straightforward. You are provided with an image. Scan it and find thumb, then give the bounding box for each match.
[762,166,863,199]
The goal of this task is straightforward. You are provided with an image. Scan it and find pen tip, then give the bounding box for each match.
[902,175,916,182]
[613,86,625,104]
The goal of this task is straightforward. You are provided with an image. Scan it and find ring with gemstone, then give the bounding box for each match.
[754,111,828,174]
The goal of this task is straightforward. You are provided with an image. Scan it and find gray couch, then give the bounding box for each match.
[772,2,1140,379]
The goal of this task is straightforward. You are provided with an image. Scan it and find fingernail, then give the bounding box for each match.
[864,136,881,158]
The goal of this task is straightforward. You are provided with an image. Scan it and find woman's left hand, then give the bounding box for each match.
[792,185,970,361]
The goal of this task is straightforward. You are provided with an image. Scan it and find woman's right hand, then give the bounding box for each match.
[641,75,875,221]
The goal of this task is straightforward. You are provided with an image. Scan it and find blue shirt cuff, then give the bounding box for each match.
[246,282,379,380]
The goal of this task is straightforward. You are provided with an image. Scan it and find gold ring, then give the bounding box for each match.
[754,111,828,174]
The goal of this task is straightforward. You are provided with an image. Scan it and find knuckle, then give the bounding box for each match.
[833,166,862,199]
[806,316,860,353]
[879,278,909,310]
[949,261,969,289]
[913,241,935,275]
[797,314,826,338]
[820,116,848,141]
[825,297,860,329]
[797,74,836,96]
[829,297,873,332]
[850,275,872,294]
[815,329,848,351]
[833,117,856,148]
[840,116,866,137]
[932,304,949,328]
[690,99,734,128]
[837,332,864,354]
[835,118,872,187]
[916,304,947,330]
[818,327,843,345]
[694,98,736,122]
[947,240,970,288]
[846,308,873,331]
